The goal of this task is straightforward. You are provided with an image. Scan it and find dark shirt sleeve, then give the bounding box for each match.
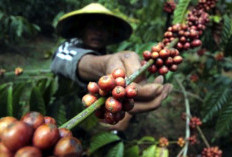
[50,39,99,87]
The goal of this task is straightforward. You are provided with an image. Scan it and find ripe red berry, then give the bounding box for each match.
[173,56,183,64]
[98,75,116,91]
[0,142,14,157]
[151,52,159,59]
[177,42,183,50]
[54,137,83,157]
[33,124,60,150]
[15,146,42,157]
[87,82,99,94]
[21,111,44,130]
[2,121,33,152]
[148,64,157,73]
[156,58,164,67]
[191,39,202,47]
[143,50,152,60]
[114,111,125,122]
[115,77,126,87]
[125,84,138,98]
[169,64,178,72]
[159,49,170,58]
[151,45,162,52]
[82,94,97,107]
[104,111,117,125]
[44,116,56,125]
[158,66,169,75]
[112,86,126,100]
[0,117,17,140]
[165,57,173,65]
[112,68,126,79]
[183,42,191,50]
[105,97,122,113]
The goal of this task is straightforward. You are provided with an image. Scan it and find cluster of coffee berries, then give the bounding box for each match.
[14,67,23,76]
[0,111,82,157]
[82,68,136,125]
[164,23,203,51]
[159,137,169,147]
[142,43,182,75]
[177,137,185,147]
[201,146,222,157]
[163,1,176,13]
[188,135,198,145]
[190,117,202,129]
[197,0,218,11]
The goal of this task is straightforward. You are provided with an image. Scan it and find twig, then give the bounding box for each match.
[172,89,203,102]
[197,126,210,148]
[175,76,191,157]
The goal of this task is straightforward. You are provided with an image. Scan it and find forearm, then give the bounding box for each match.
[78,54,111,81]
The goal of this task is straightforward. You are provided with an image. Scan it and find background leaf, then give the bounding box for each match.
[105,142,124,157]
[142,145,157,157]
[173,0,191,24]
[29,86,46,115]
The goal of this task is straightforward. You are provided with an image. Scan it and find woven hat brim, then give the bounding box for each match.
[56,13,133,45]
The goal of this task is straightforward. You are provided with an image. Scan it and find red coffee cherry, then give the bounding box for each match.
[87,82,99,94]
[183,42,191,50]
[98,75,116,91]
[105,97,122,113]
[59,128,73,138]
[21,111,44,130]
[54,137,83,157]
[169,64,178,72]
[165,57,173,65]
[122,99,134,111]
[151,45,162,52]
[33,124,60,150]
[114,111,126,122]
[148,64,157,73]
[112,86,126,100]
[159,49,170,58]
[191,39,202,47]
[115,77,126,87]
[15,146,42,157]
[0,117,17,140]
[125,84,138,98]
[1,121,33,152]
[0,142,14,157]
[159,66,169,75]
[177,42,183,50]
[82,94,97,107]
[156,58,164,67]
[173,56,183,64]
[44,116,56,125]
[104,111,117,125]
[151,52,159,59]
[143,50,152,61]
[112,68,126,79]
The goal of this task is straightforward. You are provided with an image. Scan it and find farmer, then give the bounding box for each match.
[51,3,173,131]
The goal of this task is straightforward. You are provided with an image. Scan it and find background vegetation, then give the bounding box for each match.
[1,0,232,156]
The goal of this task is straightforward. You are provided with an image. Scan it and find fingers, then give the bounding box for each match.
[119,51,141,76]
[105,54,126,74]
[108,113,133,131]
[129,83,173,114]
[154,75,164,84]
[134,82,164,101]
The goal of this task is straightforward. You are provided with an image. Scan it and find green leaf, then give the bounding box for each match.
[89,132,121,154]
[30,86,46,115]
[215,100,232,137]
[7,85,13,116]
[138,136,155,144]
[50,102,67,126]
[12,83,26,118]
[203,87,231,122]
[173,0,191,24]
[220,15,232,52]
[155,147,169,157]
[105,142,124,157]
[142,145,157,157]
[124,145,139,157]
[79,114,98,131]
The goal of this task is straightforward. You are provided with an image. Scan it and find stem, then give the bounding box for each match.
[60,97,106,129]
[197,126,210,148]
[175,76,191,157]
[4,69,51,77]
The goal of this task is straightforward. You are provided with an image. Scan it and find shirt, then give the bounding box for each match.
[51,38,102,88]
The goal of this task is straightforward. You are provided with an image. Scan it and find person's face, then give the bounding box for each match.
[82,20,110,50]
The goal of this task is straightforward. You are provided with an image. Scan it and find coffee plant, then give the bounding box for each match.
[1,0,232,156]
